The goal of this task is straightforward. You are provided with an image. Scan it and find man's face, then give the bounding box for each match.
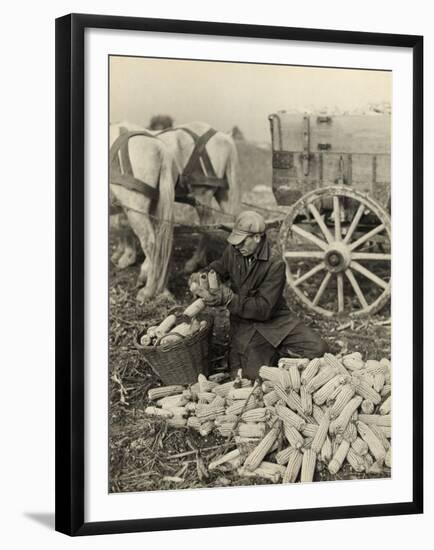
[234,234,262,256]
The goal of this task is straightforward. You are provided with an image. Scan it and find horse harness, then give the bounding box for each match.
[110,126,229,207]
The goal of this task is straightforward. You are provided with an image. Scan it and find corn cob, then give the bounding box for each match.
[356,421,387,463]
[361,400,375,414]
[199,420,215,436]
[302,424,319,438]
[259,366,282,383]
[306,366,336,394]
[165,406,188,417]
[313,375,346,405]
[278,368,292,390]
[365,359,384,375]
[212,379,251,397]
[226,398,258,416]
[347,448,365,472]
[227,387,255,400]
[320,436,333,463]
[278,358,309,369]
[215,414,238,426]
[241,408,269,422]
[238,422,266,439]
[311,410,330,454]
[328,440,351,475]
[327,385,344,403]
[300,385,313,415]
[261,381,274,394]
[312,404,325,423]
[324,353,351,377]
[217,424,236,437]
[301,449,317,482]
[197,392,217,403]
[358,414,391,427]
[276,446,295,465]
[168,416,187,428]
[352,437,369,456]
[360,372,375,387]
[364,453,374,470]
[157,394,188,409]
[373,372,386,393]
[243,424,281,471]
[147,385,185,401]
[187,416,202,430]
[342,421,357,443]
[263,390,279,407]
[330,396,363,435]
[276,404,306,431]
[378,425,391,439]
[385,447,392,468]
[380,396,391,415]
[381,384,391,398]
[196,396,226,420]
[329,384,356,419]
[288,365,301,391]
[283,449,303,483]
[352,376,382,405]
[332,438,341,457]
[208,449,240,471]
[283,424,304,449]
[370,425,391,451]
[238,461,285,483]
[301,358,321,385]
[145,406,173,418]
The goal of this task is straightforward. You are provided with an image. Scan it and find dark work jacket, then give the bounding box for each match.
[207,238,300,354]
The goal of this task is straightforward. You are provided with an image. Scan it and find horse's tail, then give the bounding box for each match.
[218,136,241,217]
[151,145,175,294]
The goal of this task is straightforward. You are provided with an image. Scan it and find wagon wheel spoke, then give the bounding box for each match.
[333,196,342,241]
[349,224,386,251]
[343,203,365,244]
[283,251,325,260]
[350,260,389,290]
[337,273,344,313]
[345,269,369,309]
[312,272,332,306]
[293,262,326,287]
[308,203,334,244]
[291,224,328,250]
[351,252,391,261]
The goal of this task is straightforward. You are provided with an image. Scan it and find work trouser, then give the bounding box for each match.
[229,321,329,380]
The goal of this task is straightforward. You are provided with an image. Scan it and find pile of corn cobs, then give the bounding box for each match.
[145,352,391,484]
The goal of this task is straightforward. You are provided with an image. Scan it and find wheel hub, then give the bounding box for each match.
[324,241,351,273]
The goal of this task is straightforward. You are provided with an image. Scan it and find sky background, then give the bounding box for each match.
[110,56,391,143]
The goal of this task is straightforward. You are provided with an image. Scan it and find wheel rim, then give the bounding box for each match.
[279,186,391,318]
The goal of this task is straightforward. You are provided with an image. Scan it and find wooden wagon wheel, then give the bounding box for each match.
[279,186,391,318]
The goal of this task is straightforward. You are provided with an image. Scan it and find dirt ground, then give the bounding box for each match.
[109,142,391,493]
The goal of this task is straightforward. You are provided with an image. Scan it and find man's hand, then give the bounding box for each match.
[195,284,233,307]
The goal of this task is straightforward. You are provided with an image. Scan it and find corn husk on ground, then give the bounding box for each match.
[144,352,391,485]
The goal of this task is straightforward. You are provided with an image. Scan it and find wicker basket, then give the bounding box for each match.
[135,314,214,385]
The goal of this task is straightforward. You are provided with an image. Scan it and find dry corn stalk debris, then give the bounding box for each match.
[143,352,392,485]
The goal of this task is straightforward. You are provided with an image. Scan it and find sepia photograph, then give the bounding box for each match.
[108,55,392,493]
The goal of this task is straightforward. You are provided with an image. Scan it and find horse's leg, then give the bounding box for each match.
[117,231,137,269]
[137,256,150,287]
[184,190,214,274]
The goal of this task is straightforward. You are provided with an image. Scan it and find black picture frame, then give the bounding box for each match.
[55,13,423,536]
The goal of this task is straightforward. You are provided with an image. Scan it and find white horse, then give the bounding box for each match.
[110,122,176,303]
[110,121,241,287]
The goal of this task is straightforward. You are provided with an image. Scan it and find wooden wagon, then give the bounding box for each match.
[269,111,391,318]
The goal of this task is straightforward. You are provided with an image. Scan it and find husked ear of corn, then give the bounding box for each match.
[238,461,286,483]
[300,385,313,415]
[198,373,218,393]
[243,424,281,471]
[288,365,301,391]
[306,366,336,394]
[185,402,197,413]
[358,414,391,427]
[352,375,382,405]
[302,424,319,438]
[283,449,303,483]
[364,453,374,470]
[263,390,279,407]
[241,408,269,422]
[356,421,387,463]
[261,381,275,394]
[360,372,375,387]
[208,449,240,471]
[320,436,333,463]
[283,424,304,449]
[217,424,236,437]
[278,368,292,390]
[276,446,294,465]
[168,416,187,428]
[379,426,391,439]
[328,440,351,475]
[227,387,255,400]
[365,359,384,375]
[301,449,317,482]
[301,358,321,386]
[313,375,346,405]
[259,366,282,383]
[196,396,226,420]
[145,406,173,418]
[278,358,309,369]
[329,396,362,435]
[238,422,266,439]
[324,353,351,377]
[276,404,306,431]
[157,394,188,409]
[199,420,215,436]
[347,448,365,472]
[187,416,202,430]
[329,384,356,419]
[197,391,217,403]
[352,437,369,456]
[369,425,391,451]
[148,385,185,401]
[381,384,391,398]
[385,447,392,468]
[312,404,325,424]
[342,421,357,443]
[380,396,391,415]
[311,410,330,454]
[226,398,258,416]
[165,406,188,417]
[342,352,364,371]
[373,372,386,393]
[361,400,375,414]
